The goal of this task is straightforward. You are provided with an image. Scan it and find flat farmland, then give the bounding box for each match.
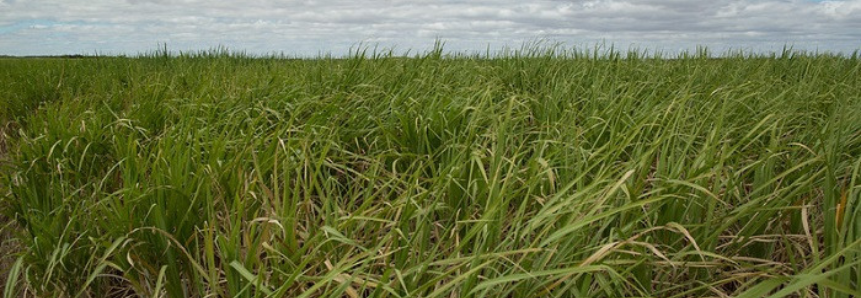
[1,49,860,297]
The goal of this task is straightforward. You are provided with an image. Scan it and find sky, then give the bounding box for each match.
[1,0,860,57]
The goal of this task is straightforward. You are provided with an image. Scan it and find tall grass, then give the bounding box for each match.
[1,46,860,297]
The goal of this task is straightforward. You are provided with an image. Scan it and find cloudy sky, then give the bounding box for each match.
[1,0,860,56]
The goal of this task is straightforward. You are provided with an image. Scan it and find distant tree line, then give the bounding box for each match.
[0,54,98,59]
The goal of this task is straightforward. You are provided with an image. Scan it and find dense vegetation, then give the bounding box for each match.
[1,47,860,297]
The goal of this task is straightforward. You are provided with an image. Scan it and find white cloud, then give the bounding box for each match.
[0,0,859,56]
[821,0,861,18]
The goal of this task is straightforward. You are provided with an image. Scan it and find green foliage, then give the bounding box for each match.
[1,46,860,297]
